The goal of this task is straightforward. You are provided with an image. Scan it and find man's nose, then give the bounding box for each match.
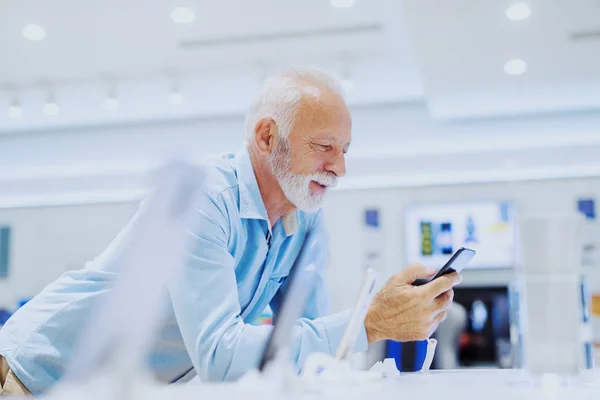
[326,150,346,178]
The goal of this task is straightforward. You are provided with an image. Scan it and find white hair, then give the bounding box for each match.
[244,66,344,143]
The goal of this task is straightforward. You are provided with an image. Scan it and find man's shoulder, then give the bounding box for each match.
[196,153,240,196]
[193,153,242,216]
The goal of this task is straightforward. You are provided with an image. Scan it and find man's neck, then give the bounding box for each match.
[248,148,296,228]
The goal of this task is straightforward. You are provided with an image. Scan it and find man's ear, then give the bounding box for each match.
[253,118,277,155]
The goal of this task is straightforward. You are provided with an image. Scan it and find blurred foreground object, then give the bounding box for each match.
[51,160,205,397]
[435,303,467,369]
[517,213,593,375]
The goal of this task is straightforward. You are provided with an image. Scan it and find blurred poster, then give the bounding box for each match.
[363,209,383,271]
[578,198,599,268]
[0,226,10,279]
[578,198,596,220]
[405,202,516,269]
[593,295,600,349]
[577,198,600,349]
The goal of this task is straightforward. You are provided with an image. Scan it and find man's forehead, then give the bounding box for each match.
[298,82,347,110]
[294,88,351,145]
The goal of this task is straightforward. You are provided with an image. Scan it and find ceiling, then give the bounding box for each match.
[1,0,403,83]
[403,0,600,118]
[0,0,599,132]
[0,0,424,131]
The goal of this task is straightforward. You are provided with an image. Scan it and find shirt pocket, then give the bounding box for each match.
[265,275,286,292]
[241,275,285,322]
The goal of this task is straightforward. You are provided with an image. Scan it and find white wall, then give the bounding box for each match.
[2,102,600,208]
[1,175,598,313]
[2,100,600,310]
[0,202,139,309]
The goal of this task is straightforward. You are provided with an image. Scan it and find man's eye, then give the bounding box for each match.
[319,144,331,151]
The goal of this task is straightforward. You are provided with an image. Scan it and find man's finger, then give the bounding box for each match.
[433,289,454,311]
[397,264,436,285]
[424,272,462,297]
[433,310,448,325]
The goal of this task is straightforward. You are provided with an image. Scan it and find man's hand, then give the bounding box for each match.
[364,264,462,343]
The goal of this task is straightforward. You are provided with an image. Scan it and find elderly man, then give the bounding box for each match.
[0,67,460,397]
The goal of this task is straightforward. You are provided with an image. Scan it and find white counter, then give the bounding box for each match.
[27,368,599,400]
[152,369,600,400]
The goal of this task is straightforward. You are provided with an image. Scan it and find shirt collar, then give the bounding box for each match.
[235,148,298,236]
[282,212,298,236]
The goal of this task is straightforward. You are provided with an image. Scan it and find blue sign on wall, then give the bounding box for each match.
[578,198,596,220]
[365,209,380,228]
[0,226,10,279]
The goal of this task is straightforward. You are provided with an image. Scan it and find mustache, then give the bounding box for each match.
[309,171,338,188]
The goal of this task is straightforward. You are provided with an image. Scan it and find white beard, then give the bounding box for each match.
[268,139,338,212]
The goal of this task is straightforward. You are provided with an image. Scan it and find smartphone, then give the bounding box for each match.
[412,247,476,286]
[335,268,380,361]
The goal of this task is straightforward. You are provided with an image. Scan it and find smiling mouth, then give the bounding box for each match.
[310,181,328,193]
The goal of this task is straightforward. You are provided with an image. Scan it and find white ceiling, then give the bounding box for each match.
[1,0,400,83]
[403,0,600,118]
[0,0,599,132]
[0,0,424,131]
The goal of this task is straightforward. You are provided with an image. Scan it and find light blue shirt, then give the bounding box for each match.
[0,149,367,396]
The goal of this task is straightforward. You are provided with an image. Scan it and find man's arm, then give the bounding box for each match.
[167,195,366,382]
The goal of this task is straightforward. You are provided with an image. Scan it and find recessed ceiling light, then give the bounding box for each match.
[330,0,355,8]
[43,102,60,116]
[168,91,184,105]
[171,7,195,24]
[7,106,23,120]
[504,59,527,75]
[103,97,120,111]
[22,24,46,41]
[506,3,531,21]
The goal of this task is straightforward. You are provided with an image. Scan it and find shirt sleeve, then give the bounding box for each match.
[168,195,367,383]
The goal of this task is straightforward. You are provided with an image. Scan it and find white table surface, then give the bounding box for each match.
[10,368,599,400]
[141,368,600,400]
